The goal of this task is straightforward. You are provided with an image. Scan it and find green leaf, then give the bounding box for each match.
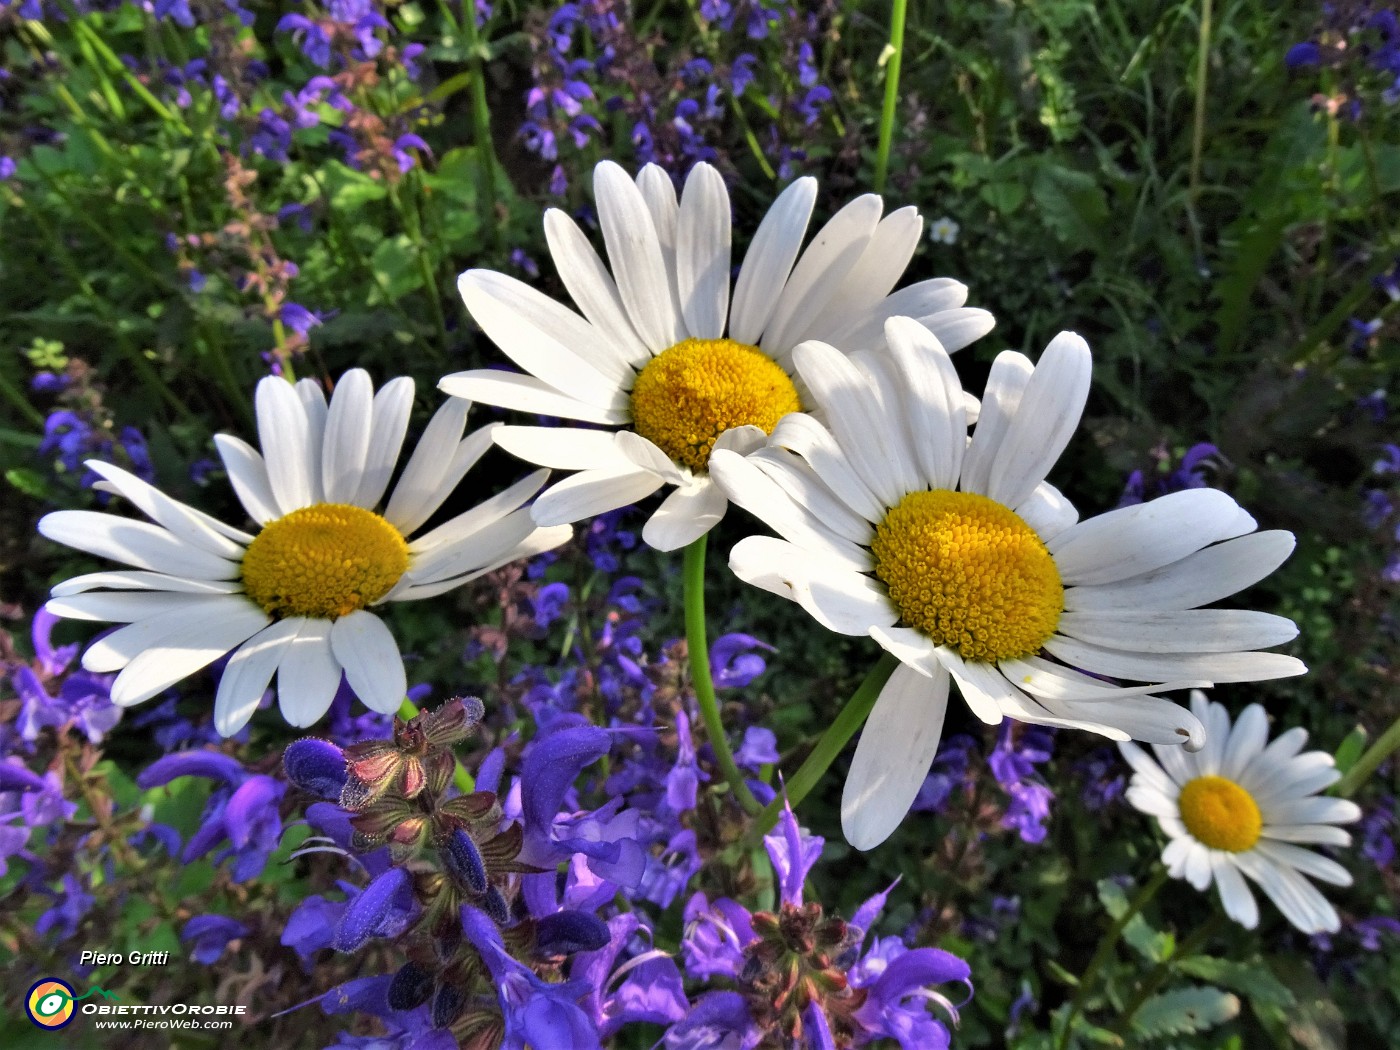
[424,147,484,205]
[1332,726,1367,775]
[5,468,50,500]
[1096,879,1171,962]
[368,235,425,304]
[1031,160,1108,253]
[1176,955,1295,1008]
[980,180,1027,214]
[1131,986,1240,1040]
[321,159,388,212]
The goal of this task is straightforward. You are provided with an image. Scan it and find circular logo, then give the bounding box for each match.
[26,978,76,1029]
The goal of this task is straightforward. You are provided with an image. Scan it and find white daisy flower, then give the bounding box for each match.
[1120,691,1360,934]
[928,216,960,245]
[710,317,1305,850]
[38,370,571,736]
[439,160,995,552]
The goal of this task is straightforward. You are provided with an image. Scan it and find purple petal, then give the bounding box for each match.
[333,867,408,952]
[138,750,246,788]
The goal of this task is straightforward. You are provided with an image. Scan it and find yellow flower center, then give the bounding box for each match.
[1177,775,1262,852]
[629,338,802,475]
[241,503,409,620]
[871,490,1063,663]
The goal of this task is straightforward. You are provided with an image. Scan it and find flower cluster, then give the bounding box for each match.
[1287,3,1400,116]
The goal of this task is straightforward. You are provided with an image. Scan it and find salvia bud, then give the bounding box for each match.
[430,982,466,1029]
[482,884,511,926]
[387,962,434,1011]
[282,739,348,800]
[442,828,489,893]
[332,867,408,953]
[534,910,610,956]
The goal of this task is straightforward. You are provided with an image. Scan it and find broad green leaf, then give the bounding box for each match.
[1332,726,1367,775]
[321,159,388,212]
[1176,955,1295,1008]
[368,235,426,304]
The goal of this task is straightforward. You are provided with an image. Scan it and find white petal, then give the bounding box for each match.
[883,317,966,491]
[296,379,328,505]
[40,511,241,580]
[1033,692,1207,748]
[1244,749,1337,802]
[710,449,873,570]
[962,351,1034,497]
[768,412,884,523]
[383,399,471,533]
[819,278,970,351]
[458,269,632,397]
[1233,851,1339,934]
[1055,610,1299,654]
[868,625,942,676]
[494,425,634,472]
[354,376,415,509]
[1015,482,1079,542]
[933,648,1011,725]
[256,375,316,513]
[1000,655,1208,702]
[87,461,251,555]
[544,208,651,368]
[849,350,926,499]
[51,571,243,597]
[596,161,683,350]
[728,535,894,636]
[1118,741,1177,797]
[676,163,731,339]
[922,308,997,354]
[713,424,767,455]
[213,434,280,525]
[46,592,225,623]
[438,369,628,425]
[330,611,407,714]
[615,430,686,484]
[763,195,883,356]
[109,601,269,707]
[1260,824,1353,846]
[531,467,666,526]
[1264,795,1364,827]
[389,522,572,600]
[1211,855,1260,928]
[1183,840,1214,890]
[842,663,949,850]
[749,447,872,545]
[1220,704,1270,782]
[1064,531,1296,612]
[635,164,683,333]
[79,597,261,673]
[792,339,908,508]
[1049,489,1258,587]
[403,507,543,586]
[277,620,343,728]
[985,332,1091,509]
[214,618,305,736]
[321,369,375,504]
[1125,782,1182,819]
[410,468,549,556]
[1253,841,1352,887]
[1041,635,1307,684]
[799,207,922,345]
[730,176,817,345]
[642,479,728,551]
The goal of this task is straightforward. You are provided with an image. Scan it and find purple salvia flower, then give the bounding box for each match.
[182,915,249,964]
[333,867,413,952]
[763,796,823,907]
[709,633,774,689]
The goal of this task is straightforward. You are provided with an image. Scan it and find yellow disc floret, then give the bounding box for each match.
[871,490,1063,663]
[241,503,409,620]
[630,338,802,474]
[1178,775,1263,852]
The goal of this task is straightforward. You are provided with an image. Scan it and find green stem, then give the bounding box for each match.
[683,535,762,816]
[1110,912,1226,1039]
[1056,866,1170,1050]
[397,697,475,793]
[872,0,909,194]
[1188,0,1213,205]
[460,2,500,246]
[1333,714,1400,798]
[0,365,46,428]
[749,652,899,839]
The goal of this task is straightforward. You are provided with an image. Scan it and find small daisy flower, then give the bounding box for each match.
[38,370,570,736]
[1120,691,1360,934]
[928,216,959,245]
[711,317,1305,850]
[440,160,994,551]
